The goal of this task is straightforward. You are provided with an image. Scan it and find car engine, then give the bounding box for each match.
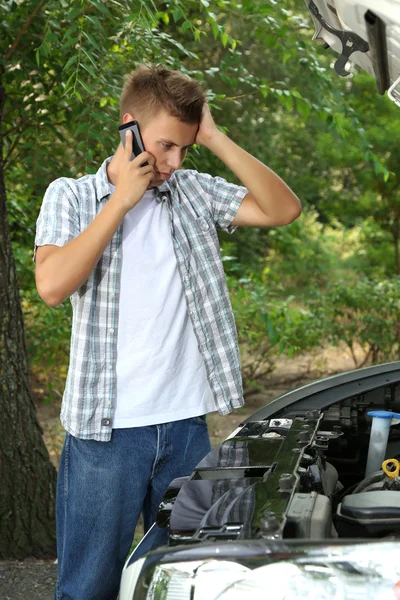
[158,399,400,545]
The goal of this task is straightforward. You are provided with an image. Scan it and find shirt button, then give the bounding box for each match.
[108,364,113,370]
[111,292,116,298]
[109,328,114,334]
[198,217,210,231]
[101,418,111,426]
[113,251,118,257]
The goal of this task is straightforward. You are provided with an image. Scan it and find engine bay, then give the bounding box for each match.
[162,396,400,545]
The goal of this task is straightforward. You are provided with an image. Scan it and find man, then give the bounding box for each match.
[34,64,301,600]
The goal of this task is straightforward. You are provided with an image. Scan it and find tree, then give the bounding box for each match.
[0,3,57,559]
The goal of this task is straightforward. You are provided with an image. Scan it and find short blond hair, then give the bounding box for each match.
[120,64,206,125]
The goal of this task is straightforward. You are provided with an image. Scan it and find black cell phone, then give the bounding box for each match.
[118,120,148,164]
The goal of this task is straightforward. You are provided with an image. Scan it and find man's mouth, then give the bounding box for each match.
[159,172,171,180]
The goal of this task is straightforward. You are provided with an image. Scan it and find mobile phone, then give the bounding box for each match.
[118,120,147,163]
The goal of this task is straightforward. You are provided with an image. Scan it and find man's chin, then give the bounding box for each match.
[147,178,164,189]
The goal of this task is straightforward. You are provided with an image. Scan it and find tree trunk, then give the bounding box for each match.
[0,71,56,558]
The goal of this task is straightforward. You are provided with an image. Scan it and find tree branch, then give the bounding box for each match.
[3,0,47,62]
[225,93,255,101]
[3,128,26,169]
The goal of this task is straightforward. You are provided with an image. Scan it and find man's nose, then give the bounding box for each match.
[167,150,183,170]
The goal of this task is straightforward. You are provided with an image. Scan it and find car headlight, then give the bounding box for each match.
[122,553,400,600]
[121,559,249,600]
[217,562,398,600]
[148,560,249,600]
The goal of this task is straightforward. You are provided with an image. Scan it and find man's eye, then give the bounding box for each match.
[162,143,172,150]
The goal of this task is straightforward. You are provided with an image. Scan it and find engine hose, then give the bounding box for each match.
[352,471,385,494]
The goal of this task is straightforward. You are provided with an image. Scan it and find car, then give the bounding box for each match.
[304,0,400,106]
[119,361,400,599]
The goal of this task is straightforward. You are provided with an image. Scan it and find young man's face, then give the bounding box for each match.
[126,110,199,188]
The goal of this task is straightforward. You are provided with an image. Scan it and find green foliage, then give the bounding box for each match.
[3,0,400,402]
[344,219,396,278]
[228,258,400,391]
[23,289,71,403]
[227,274,323,393]
[13,243,71,402]
[308,278,400,367]
[262,211,340,290]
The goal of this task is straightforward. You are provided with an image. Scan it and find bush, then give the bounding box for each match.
[310,277,400,366]
[227,275,325,394]
[261,210,358,292]
[228,273,400,394]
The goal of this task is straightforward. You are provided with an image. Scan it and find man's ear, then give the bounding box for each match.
[122,112,134,124]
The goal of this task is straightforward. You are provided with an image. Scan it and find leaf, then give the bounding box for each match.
[62,23,79,41]
[63,55,78,71]
[211,20,219,39]
[173,8,183,22]
[278,341,286,354]
[62,37,79,50]
[82,32,101,53]
[84,51,99,72]
[81,63,97,78]
[182,20,191,33]
[88,0,110,14]
[78,79,93,94]
[261,313,280,346]
[297,98,311,120]
[67,7,83,20]
[84,14,102,29]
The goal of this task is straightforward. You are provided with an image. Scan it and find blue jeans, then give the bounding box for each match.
[54,417,211,600]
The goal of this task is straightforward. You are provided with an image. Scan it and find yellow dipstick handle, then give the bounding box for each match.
[382,459,400,479]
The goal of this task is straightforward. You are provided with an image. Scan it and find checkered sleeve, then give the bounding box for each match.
[34,179,80,262]
[195,172,248,233]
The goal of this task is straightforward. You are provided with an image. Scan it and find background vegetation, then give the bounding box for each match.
[5,0,397,403]
[2,0,400,560]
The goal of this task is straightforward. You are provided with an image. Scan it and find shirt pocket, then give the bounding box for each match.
[189,216,219,254]
[188,216,225,288]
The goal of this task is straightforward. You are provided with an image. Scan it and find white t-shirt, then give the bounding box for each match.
[111,186,215,427]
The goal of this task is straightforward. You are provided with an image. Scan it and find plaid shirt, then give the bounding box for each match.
[34,157,248,441]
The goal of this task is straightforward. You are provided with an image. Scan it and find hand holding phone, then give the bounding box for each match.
[112,126,155,212]
[118,120,148,164]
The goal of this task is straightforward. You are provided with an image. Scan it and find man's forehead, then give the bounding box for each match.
[148,114,197,146]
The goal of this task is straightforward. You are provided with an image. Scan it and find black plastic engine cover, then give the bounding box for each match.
[337,491,400,537]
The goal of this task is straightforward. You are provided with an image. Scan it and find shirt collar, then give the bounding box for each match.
[95,156,171,203]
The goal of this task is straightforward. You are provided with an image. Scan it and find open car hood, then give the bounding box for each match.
[120,361,400,599]
[304,0,400,105]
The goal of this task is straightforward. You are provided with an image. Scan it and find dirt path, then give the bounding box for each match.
[1,344,364,599]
